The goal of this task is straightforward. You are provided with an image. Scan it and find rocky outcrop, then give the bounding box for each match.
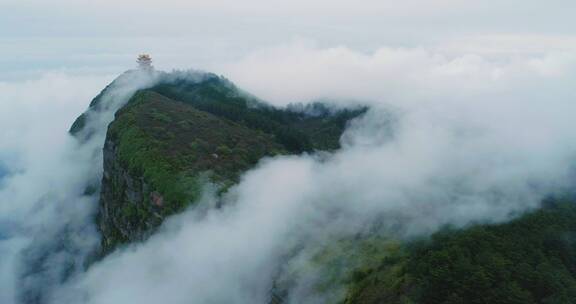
[98,137,165,254]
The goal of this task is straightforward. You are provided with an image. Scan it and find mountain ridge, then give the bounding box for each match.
[67,69,576,304]
[70,69,366,255]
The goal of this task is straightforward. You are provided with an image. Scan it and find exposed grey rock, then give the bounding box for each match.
[98,138,164,254]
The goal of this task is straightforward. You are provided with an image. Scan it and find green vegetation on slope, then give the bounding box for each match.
[342,200,576,304]
[108,90,285,212]
[150,76,365,152]
[70,71,365,254]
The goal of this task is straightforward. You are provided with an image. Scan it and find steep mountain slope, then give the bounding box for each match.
[70,70,576,303]
[71,70,365,254]
[99,90,288,252]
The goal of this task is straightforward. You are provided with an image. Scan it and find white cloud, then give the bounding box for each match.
[43,44,576,303]
[0,73,111,303]
[0,71,159,304]
[2,0,576,301]
[219,41,576,105]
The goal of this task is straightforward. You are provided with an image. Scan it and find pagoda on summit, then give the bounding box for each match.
[137,54,153,71]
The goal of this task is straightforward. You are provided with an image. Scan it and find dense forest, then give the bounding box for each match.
[343,199,576,304]
[150,75,366,152]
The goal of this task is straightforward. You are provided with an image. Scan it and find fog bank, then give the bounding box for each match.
[49,46,576,303]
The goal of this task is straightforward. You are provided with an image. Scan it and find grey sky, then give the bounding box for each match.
[2,0,576,80]
[2,2,576,303]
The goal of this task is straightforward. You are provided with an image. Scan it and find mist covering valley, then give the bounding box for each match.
[0,43,576,303]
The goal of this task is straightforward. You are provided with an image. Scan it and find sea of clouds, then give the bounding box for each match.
[1,44,576,303]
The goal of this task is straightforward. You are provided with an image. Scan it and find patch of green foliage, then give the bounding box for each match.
[316,237,407,294]
[109,90,285,213]
[101,220,130,254]
[343,200,576,304]
[150,76,366,152]
[109,97,200,213]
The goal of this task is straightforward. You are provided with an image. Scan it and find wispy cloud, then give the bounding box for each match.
[0,71,160,303]
[36,44,576,303]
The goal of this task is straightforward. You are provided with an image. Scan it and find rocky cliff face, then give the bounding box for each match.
[99,136,164,253]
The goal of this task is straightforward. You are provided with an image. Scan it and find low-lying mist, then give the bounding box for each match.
[2,44,576,303]
[0,71,159,303]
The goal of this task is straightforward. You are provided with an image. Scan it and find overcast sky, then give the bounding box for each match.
[2,0,576,80]
[3,2,576,303]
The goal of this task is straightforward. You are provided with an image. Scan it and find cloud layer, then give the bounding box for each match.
[0,71,161,303]
[1,41,576,303]
[39,45,576,303]
[3,0,576,83]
